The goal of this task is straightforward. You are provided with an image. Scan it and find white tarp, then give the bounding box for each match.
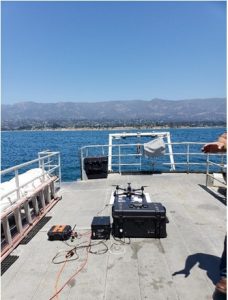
[143,137,166,157]
[0,168,50,213]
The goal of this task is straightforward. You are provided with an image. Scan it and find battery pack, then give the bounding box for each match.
[91,216,111,240]
[47,225,72,241]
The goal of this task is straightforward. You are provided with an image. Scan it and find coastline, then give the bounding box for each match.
[1,125,226,132]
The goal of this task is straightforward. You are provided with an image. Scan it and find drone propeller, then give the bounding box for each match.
[111,185,126,191]
[141,185,148,190]
[132,185,148,192]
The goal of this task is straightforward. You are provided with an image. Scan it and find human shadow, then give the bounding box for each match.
[172,252,220,285]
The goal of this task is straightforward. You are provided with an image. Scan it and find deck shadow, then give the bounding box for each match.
[1,216,52,275]
[172,252,220,285]
[20,216,52,244]
[198,184,226,205]
[1,255,19,275]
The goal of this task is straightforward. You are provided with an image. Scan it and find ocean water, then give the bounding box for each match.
[1,127,226,182]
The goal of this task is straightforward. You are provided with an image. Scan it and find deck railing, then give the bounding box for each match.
[80,142,226,180]
[206,157,227,189]
[0,151,61,261]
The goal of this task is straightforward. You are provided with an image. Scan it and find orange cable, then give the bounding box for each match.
[49,237,91,300]
[54,259,67,300]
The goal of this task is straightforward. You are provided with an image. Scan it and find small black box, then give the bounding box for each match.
[91,216,111,240]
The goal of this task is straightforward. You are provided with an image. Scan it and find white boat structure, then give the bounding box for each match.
[1,132,226,300]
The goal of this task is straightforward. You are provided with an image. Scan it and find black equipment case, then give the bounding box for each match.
[112,201,167,238]
[91,216,111,240]
[84,156,108,179]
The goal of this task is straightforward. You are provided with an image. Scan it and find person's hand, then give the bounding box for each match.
[218,133,227,145]
[202,142,226,153]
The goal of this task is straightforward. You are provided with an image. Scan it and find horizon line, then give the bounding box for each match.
[2,97,226,105]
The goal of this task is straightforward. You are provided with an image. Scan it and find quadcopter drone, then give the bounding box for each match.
[113,183,147,199]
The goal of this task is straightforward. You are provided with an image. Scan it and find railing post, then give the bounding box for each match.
[38,152,41,168]
[58,152,61,188]
[206,154,210,187]
[41,158,45,182]
[140,150,142,171]
[15,169,20,201]
[48,153,51,173]
[80,148,85,181]
[118,145,121,174]
[108,134,113,172]
[166,133,175,171]
[187,144,190,174]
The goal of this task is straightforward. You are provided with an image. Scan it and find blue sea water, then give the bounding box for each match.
[1,127,226,182]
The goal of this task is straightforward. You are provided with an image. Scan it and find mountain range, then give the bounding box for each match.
[1,98,226,122]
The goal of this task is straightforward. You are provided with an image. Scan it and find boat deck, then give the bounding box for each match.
[1,173,226,300]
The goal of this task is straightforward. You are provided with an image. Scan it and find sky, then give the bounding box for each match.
[1,1,227,104]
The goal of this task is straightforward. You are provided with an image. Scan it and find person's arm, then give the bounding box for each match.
[202,133,227,153]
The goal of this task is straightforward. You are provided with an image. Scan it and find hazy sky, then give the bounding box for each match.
[2,1,226,104]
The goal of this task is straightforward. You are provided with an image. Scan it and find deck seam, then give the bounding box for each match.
[103,249,110,300]
[159,239,181,300]
[136,251,143,300]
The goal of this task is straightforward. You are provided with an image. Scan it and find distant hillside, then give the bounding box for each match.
[1,98,226,123]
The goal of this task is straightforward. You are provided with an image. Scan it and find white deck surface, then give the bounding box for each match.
[1,173,226,300]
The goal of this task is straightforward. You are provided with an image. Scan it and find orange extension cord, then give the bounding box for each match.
[49,233,91,300]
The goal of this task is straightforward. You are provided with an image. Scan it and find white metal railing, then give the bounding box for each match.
[0,151,61,261]
[108,131,175,172]
[80,142,226,180]
[38,150,61,189]
[206,157,227,189]
[1,151,61,197]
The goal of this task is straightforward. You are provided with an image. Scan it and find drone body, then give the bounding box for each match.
[113,183,148,204]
